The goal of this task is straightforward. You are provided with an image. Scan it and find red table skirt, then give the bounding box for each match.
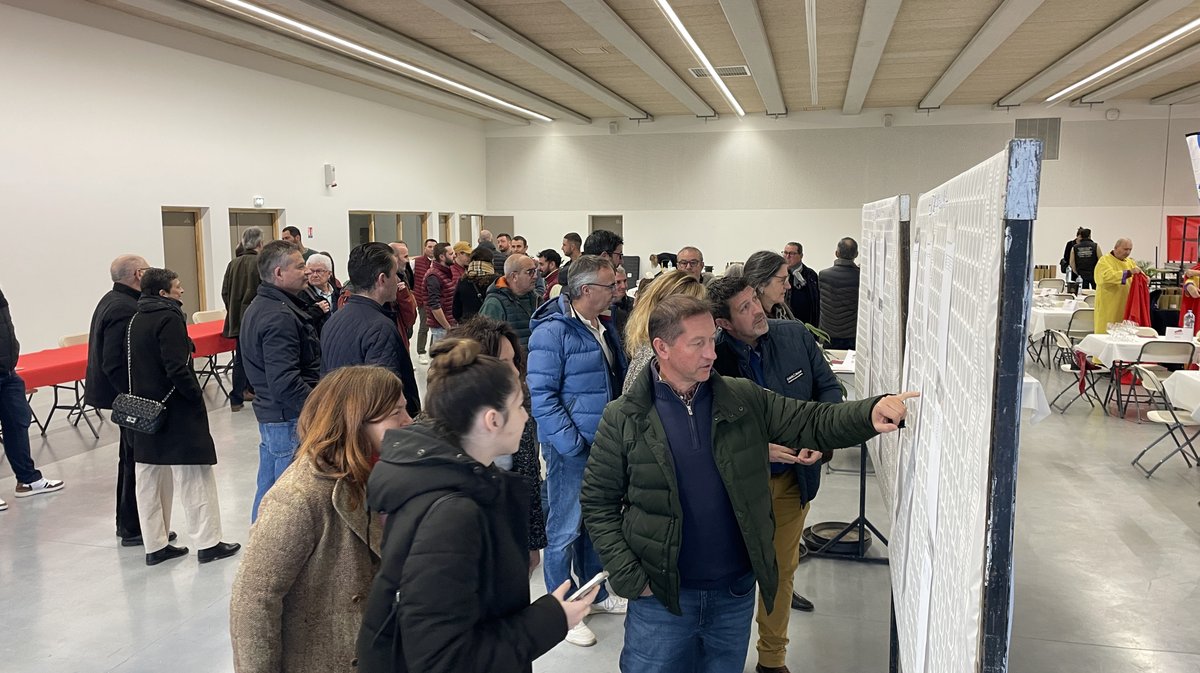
[14,320,235,392]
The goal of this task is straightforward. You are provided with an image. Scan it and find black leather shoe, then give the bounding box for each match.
[145,545,189,566]
[197,542,241,564]
[121,531,176,547]
[791,592,814,611]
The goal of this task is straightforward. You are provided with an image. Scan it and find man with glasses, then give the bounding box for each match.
[676,246,715,285]
[563,229,623,289]
[87,256,148,540]
[782,242,821,326]
[480,254,541,347]
[528,255,629,647]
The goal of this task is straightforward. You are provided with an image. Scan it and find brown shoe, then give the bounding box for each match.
[755,665,791,673]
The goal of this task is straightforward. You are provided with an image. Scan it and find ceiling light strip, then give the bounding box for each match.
[805,0,818,107]
[207,0,553,122]
[1046,16,1200,103]
[653,0,745,117]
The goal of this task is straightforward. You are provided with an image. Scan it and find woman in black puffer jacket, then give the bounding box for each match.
[356,338,593,673]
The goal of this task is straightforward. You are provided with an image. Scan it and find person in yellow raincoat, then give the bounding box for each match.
[1093,238,1143,333]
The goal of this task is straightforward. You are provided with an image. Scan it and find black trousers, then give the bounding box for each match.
[116,427,141,539]
[230,338,248,404]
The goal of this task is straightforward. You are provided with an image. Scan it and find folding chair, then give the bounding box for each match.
[191,309,231,393]
[1052,293,1075,301]
[1119,340,1195,420]
[1082,294,1095,307]
[1065,308,1094,345]
[1037,278,1066,292]
[1048,331,1109,415]
[1129,365,1200,477]
[45,333,100,438]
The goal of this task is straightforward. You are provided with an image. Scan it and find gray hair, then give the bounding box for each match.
[723,262,744,278]
[743,250,787,291]
[504,253,534,275]
[258,240,301,283]
[241,227,264,250]
[110,254,145,282]
[565,255,614,299]
[306,253,332,270]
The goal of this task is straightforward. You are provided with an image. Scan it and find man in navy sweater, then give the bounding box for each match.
[710,276,844,673]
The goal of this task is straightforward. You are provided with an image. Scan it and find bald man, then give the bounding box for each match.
[86,255,155,545]
[1093,238,1143,334]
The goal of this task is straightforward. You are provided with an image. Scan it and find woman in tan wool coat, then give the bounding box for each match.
[229,366,413,672]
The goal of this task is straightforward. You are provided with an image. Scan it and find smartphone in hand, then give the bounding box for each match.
[567,571,609,602]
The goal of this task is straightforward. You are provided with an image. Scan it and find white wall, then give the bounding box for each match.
[486,105,1200,275]
[0,3,487,351]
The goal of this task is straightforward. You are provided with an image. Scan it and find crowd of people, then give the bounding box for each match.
[0,225,923,673]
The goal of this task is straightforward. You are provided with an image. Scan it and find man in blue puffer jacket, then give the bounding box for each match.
[528,254,628,647]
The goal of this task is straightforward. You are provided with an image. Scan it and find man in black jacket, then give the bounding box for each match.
[321,242,421,417]
[0,287,64,512]
[85,254,148,542]
[818,238,861,350]
[240,241,321,521]
[783,242,820,326]
[709,277,844,673]
[222,227,263,411]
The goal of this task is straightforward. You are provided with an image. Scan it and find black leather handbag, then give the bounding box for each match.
[111,313,174,434]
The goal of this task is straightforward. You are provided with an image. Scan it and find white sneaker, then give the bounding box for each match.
[590,594,627,615]
[565,622,597,647]
[0,497,7,511]
[15,478,64,498]
[418,354,430,365]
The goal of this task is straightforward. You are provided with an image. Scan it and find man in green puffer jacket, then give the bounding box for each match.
[581,296,915,673]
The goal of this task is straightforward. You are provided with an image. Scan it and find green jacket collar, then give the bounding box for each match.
[626,357,747,424]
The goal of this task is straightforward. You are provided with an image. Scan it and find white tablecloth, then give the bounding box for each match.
[1077,334,1197,368]
[1162,371,1200,423]
[1028,307,1077,336]
[1022,375,1050,423]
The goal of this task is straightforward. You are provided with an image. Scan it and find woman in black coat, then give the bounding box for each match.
[356,338,594,673]
[128,268,240,567]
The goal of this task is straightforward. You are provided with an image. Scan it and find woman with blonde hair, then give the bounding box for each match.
[230,366,412,673]
[622,269,707,393]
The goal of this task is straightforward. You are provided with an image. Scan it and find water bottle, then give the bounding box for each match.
[1185,310,1195,332]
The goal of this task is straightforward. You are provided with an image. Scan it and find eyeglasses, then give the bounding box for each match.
[782,251,801,257]
[585,282,618,292]
[519,268,538,277]
[677,259,703,268]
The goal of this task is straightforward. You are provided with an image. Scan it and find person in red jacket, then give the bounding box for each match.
[425,243,459,350]
[413,238,437,365]
[388,243,419,347]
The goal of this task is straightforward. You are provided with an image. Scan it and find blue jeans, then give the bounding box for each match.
[0,370,40,484]
[252,419,298,521]
[428,327,446,350]
[620,573,757,673]
[542,448,608,603]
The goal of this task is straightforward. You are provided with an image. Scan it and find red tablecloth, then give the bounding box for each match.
[14,320,234,392]
[190,319,236,358]
[15,344,89,391]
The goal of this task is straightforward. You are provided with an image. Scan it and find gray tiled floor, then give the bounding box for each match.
[2,358,1198,672]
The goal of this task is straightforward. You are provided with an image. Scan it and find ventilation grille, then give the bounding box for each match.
[689,65,751,78]
[1014,117,1060,160]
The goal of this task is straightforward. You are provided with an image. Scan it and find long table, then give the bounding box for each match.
[13,320,235,435]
